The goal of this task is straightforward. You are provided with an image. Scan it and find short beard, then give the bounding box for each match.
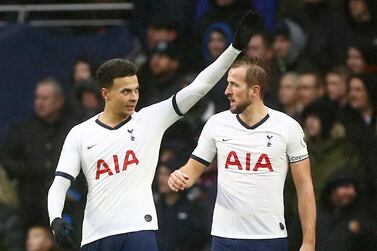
[230,102,249,114]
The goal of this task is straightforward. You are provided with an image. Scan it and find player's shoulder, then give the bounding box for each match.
[208,110,233,123]
[268,108,301,127]
[68,114,99,135]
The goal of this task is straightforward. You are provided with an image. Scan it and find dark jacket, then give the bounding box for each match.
[316,178,377,251]
[0,203,23,251]
[0,114,77,228]
[155,193,211,251]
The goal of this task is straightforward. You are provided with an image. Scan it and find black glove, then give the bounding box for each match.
[232,10,264,51]
[51,217,74,249]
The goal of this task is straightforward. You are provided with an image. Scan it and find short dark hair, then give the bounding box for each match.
[299,69,323,88]
[36,77,63,97]
[327,65,350,81]
[230,56,270,97]
[96,59,137,88]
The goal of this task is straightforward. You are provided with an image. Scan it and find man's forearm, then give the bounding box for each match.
[47,176,70,224]
[297,184,316,246]
[175,45,240,114]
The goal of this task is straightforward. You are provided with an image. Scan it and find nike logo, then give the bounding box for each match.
[87,144,96,149]
[222,138,231,142]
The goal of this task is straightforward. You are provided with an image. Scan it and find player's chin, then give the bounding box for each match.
[229,103,237,113]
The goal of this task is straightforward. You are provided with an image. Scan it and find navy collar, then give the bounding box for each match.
[95,116,131,130]
[236,113,270,129]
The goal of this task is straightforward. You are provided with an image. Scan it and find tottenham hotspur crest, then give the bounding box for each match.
[127,129,135,141]
[267,133,273,147]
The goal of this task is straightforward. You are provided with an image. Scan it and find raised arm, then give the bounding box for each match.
[174,10,264,115]
[290,158,316,251]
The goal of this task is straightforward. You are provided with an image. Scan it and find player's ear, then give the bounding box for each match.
[101,88,110,100]
[250,84,260,97]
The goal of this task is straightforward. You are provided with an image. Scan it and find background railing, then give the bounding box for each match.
[0,3,134,26]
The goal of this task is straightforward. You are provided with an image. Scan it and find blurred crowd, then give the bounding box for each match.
[1,0,377,250]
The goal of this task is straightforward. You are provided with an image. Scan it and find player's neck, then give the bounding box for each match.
[99,108,131,127]
[239,101,268,127]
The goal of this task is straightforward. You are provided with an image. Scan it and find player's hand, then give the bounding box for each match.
[168,170,189,192]
[51,217,74,249]
[232,10,264,51]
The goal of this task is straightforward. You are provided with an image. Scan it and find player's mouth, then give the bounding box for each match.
[126,104,136,110]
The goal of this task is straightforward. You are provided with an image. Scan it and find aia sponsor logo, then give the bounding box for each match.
[96,150,139,179]
[225,151,273,171]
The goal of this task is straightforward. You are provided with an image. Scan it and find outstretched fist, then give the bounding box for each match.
[232,10,264,51]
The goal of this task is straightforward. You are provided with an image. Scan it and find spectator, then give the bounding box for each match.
[316,177,377,251]
[201,22,233,66]
[73,80,103,121]
[288,0,349,71]
[25,226,56,251]
[272,19,311,79]
[246,32,279,105]
[348,73,377,134]
[0,78,77,230]
[154,160,211,251]
[201,22,233,112]
[345,0,377,47]
[72,58,93,85]
[0,165,23,251]
[325,65,350,107]
[346,43,377,74]
[277,72,302,120]
[246,32,273,63]
[289,175,377,251]
[302,100,361,198]
[138,42,183,106]
[127,16,181,68]
[297,70,325,109]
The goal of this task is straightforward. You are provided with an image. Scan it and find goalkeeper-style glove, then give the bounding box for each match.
[232,10,264,51]
[51,217,74,249]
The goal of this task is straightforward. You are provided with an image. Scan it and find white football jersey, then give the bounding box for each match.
[56,98,181,246]
[192,108,308,239]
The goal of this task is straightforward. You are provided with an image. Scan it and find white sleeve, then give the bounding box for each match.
[175,45,240,114]
[191,118,217,166]
[55,127,81,178]
[47,176,71,224]
[287,121,309,163]
[141,45,240,130]
[47,126,81,224]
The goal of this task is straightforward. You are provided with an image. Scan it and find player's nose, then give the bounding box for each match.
[224,85,232,96]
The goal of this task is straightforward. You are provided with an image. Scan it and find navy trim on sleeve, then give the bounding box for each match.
[55,171,75,183]
[172,94,184,116]
[190,154,211,167]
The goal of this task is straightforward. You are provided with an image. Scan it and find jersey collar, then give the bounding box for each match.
[95,116,132,130]
[236,113,270,130]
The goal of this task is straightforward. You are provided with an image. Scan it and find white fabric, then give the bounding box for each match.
[48,176,71,223]
[48,45,240,246]
[192,108,308,239]
[175,45,240,114]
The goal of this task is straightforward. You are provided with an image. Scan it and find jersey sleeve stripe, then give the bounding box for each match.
[190,154,210,166]
[55,171,75,182]
[172,94,184,116]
